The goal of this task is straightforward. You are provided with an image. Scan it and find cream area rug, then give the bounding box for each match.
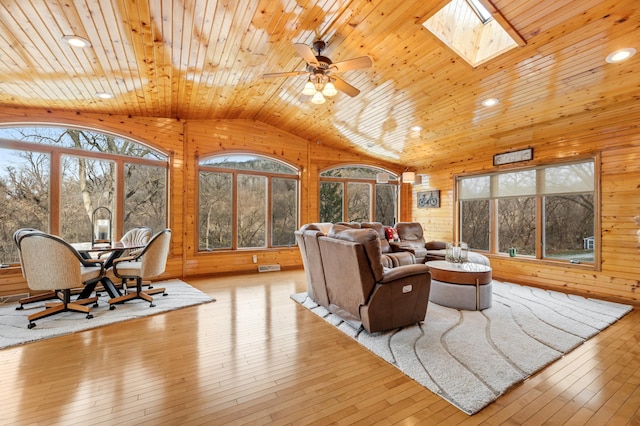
[0,279,214,350]
[291,280,632,415]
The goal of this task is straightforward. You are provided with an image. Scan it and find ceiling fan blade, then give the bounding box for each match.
[329,56,373,73]
[332,77,360,97]
[263,70,308,78]
[294,43,319,67]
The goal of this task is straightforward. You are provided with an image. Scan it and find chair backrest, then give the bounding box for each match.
[121,226,152,256]
[13,228,42,278]
[361,222,391,253]
[138,229,172,279]
[17,232,86,291]
[394,222,426,249]
[318,225,383,321]
[296,228,330,308]
[300,222,333,234]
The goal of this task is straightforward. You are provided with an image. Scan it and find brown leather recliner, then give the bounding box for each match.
[361,222,416,267]
[391,222,491,265]
[318,225,431,333]
[294,223,332,308]
[390,222,429,263]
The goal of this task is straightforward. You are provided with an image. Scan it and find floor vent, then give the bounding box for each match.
[258,264,281,272]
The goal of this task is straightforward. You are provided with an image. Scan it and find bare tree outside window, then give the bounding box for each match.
[237,174,267,248]
[124,164,167,234]
[0,126,168,265]
[61,155,115,243]
[272,178,297,246]
[0,149,50,263]
[498,197,536,255]
[199,172,232,250]
[347,182,371,222]
[198,154,299,251]
[320,166,398,224]
[320,182,343,223]
[460,199,490,251]
[457,159,595,263]
[375,184,397,226]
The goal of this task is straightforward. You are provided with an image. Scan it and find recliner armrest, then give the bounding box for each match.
[389,241,414,252]
[380,263,430,283]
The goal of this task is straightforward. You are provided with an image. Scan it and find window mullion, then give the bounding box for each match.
[536,196,543,259]
[232,172,238,250]
[50,152,61,235]
[266,177,272,248]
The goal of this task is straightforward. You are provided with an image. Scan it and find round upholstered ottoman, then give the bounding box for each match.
[425,260,492,310]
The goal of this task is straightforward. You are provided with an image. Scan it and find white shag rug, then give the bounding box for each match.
[291,280,632,415]
[0,279,214,350]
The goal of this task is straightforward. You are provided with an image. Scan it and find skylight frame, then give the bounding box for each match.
[467,0,493,23]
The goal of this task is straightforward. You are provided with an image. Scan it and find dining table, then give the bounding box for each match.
[72,241,146,300]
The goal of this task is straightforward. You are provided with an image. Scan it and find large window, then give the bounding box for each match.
[458,159,596,263]
[0,126,168,264]
[198,154,298,251]
[320,166,398,226]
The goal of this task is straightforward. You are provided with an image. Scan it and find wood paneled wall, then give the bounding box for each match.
[412,121,640,303]
[0,108,403,295]
[2,107,639,303]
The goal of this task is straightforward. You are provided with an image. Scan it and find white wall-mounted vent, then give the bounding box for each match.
[258,264,281,272]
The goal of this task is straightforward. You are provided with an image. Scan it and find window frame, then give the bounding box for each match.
[197,153,300,252]
[455,155,600,269]
[319,164,399,226]
[0,126,170,265]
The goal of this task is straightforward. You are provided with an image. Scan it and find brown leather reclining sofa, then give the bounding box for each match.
[295,223,431,333]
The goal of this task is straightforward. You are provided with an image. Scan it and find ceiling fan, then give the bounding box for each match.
[263,40,372,102]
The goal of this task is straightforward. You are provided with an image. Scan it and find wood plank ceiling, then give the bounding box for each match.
[0,0,638,170]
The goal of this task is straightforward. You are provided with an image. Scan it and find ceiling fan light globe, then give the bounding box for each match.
[302,81,316,96]
[311,92,326,104]
[322,82,338,97]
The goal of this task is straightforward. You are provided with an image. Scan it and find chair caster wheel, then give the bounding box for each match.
[28,323,36,329]
[149,303,156,307]
[109,305,116,310]
[162,292,168,296]
[86,314,93,319]
[16,306,24,311]
[93,302,99,308]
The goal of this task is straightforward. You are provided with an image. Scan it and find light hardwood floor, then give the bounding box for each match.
[1,270,639,425]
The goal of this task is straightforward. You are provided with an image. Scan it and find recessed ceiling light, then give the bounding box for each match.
[482,98,499,107]
[95,92,114,99]
[410,125,423,132]
[606,48,636,63]
[61,35,92,48]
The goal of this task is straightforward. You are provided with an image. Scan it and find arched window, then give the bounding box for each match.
[0,126,168,264]
[319,165,398,225]
[198,154,299,250]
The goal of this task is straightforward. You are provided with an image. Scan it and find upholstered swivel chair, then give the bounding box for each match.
[109,229,171,308]
[16,231,104,329]
[13,228,58,310]
[102,226,153,290]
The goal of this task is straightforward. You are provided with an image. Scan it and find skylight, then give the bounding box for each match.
[422,0,523,67]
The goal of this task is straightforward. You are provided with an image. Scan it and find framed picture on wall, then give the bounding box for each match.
[417,190,440,208]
